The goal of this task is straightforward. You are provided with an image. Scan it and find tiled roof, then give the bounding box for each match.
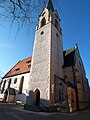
[63,48,76,67]
[3,56,32,78]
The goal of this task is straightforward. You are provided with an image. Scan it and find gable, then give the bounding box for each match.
[63,48,76,67]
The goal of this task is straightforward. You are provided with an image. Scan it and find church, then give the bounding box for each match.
[0,0,89,112]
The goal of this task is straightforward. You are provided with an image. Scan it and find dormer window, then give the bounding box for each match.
[41,17,46,27]
[26,60,31,64]
[28,65,31,68]
[15,68,20,71]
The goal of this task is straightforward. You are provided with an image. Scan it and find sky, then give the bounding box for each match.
[0,0,90,86]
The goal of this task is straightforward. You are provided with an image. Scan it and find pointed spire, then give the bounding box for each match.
[47,0,54,12]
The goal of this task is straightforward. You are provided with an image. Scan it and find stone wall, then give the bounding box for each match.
[50,23,64,105]
[63,66,74,84]
[27,23,51,107]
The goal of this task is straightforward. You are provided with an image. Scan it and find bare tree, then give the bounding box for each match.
[0,0,48,27]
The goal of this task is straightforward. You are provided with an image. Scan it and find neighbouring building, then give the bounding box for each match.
[0,0,89,112]
[63,46,89,111]
[0,57,32,104]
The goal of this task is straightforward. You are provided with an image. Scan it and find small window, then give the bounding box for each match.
[55,14,58,19]
[55,19,58,29]
[59,90,64,102]
[14,78,17,84]
[26,60,31,64]
[28,65,31,68]
[15,68,20,71]
[60,83,62,86]
[41,31,44,35]
[56,33,58,38]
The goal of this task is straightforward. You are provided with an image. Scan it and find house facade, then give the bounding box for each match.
[0,57,32,104]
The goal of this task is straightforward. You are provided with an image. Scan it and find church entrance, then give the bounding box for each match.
[34,89,40,106]
[4,88,16,103]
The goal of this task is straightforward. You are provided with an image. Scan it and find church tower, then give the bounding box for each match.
[26,0,64,108]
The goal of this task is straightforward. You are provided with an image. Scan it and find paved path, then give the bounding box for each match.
[0,103,90,120]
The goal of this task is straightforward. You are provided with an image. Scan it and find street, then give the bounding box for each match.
[0,103,90,120]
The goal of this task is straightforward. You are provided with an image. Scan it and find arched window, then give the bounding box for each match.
[14,78,17,84]
[18,76,24,94]
[41,17,46,27]
[1,80,6,93]
[7,78,11,89]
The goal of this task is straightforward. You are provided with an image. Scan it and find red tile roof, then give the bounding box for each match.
[3,56,32,78]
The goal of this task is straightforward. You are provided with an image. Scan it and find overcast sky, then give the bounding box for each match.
[0,0,90,85]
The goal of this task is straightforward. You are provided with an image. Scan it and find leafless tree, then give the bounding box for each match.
[0,0,48,27]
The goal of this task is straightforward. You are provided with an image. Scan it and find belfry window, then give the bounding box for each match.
[41,17,46,27]
[42,12,46,16]
[55,14,58,19]
[55,19,58,30]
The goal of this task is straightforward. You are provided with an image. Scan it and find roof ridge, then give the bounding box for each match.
[20,56,32,61]
[64,47,75,52]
